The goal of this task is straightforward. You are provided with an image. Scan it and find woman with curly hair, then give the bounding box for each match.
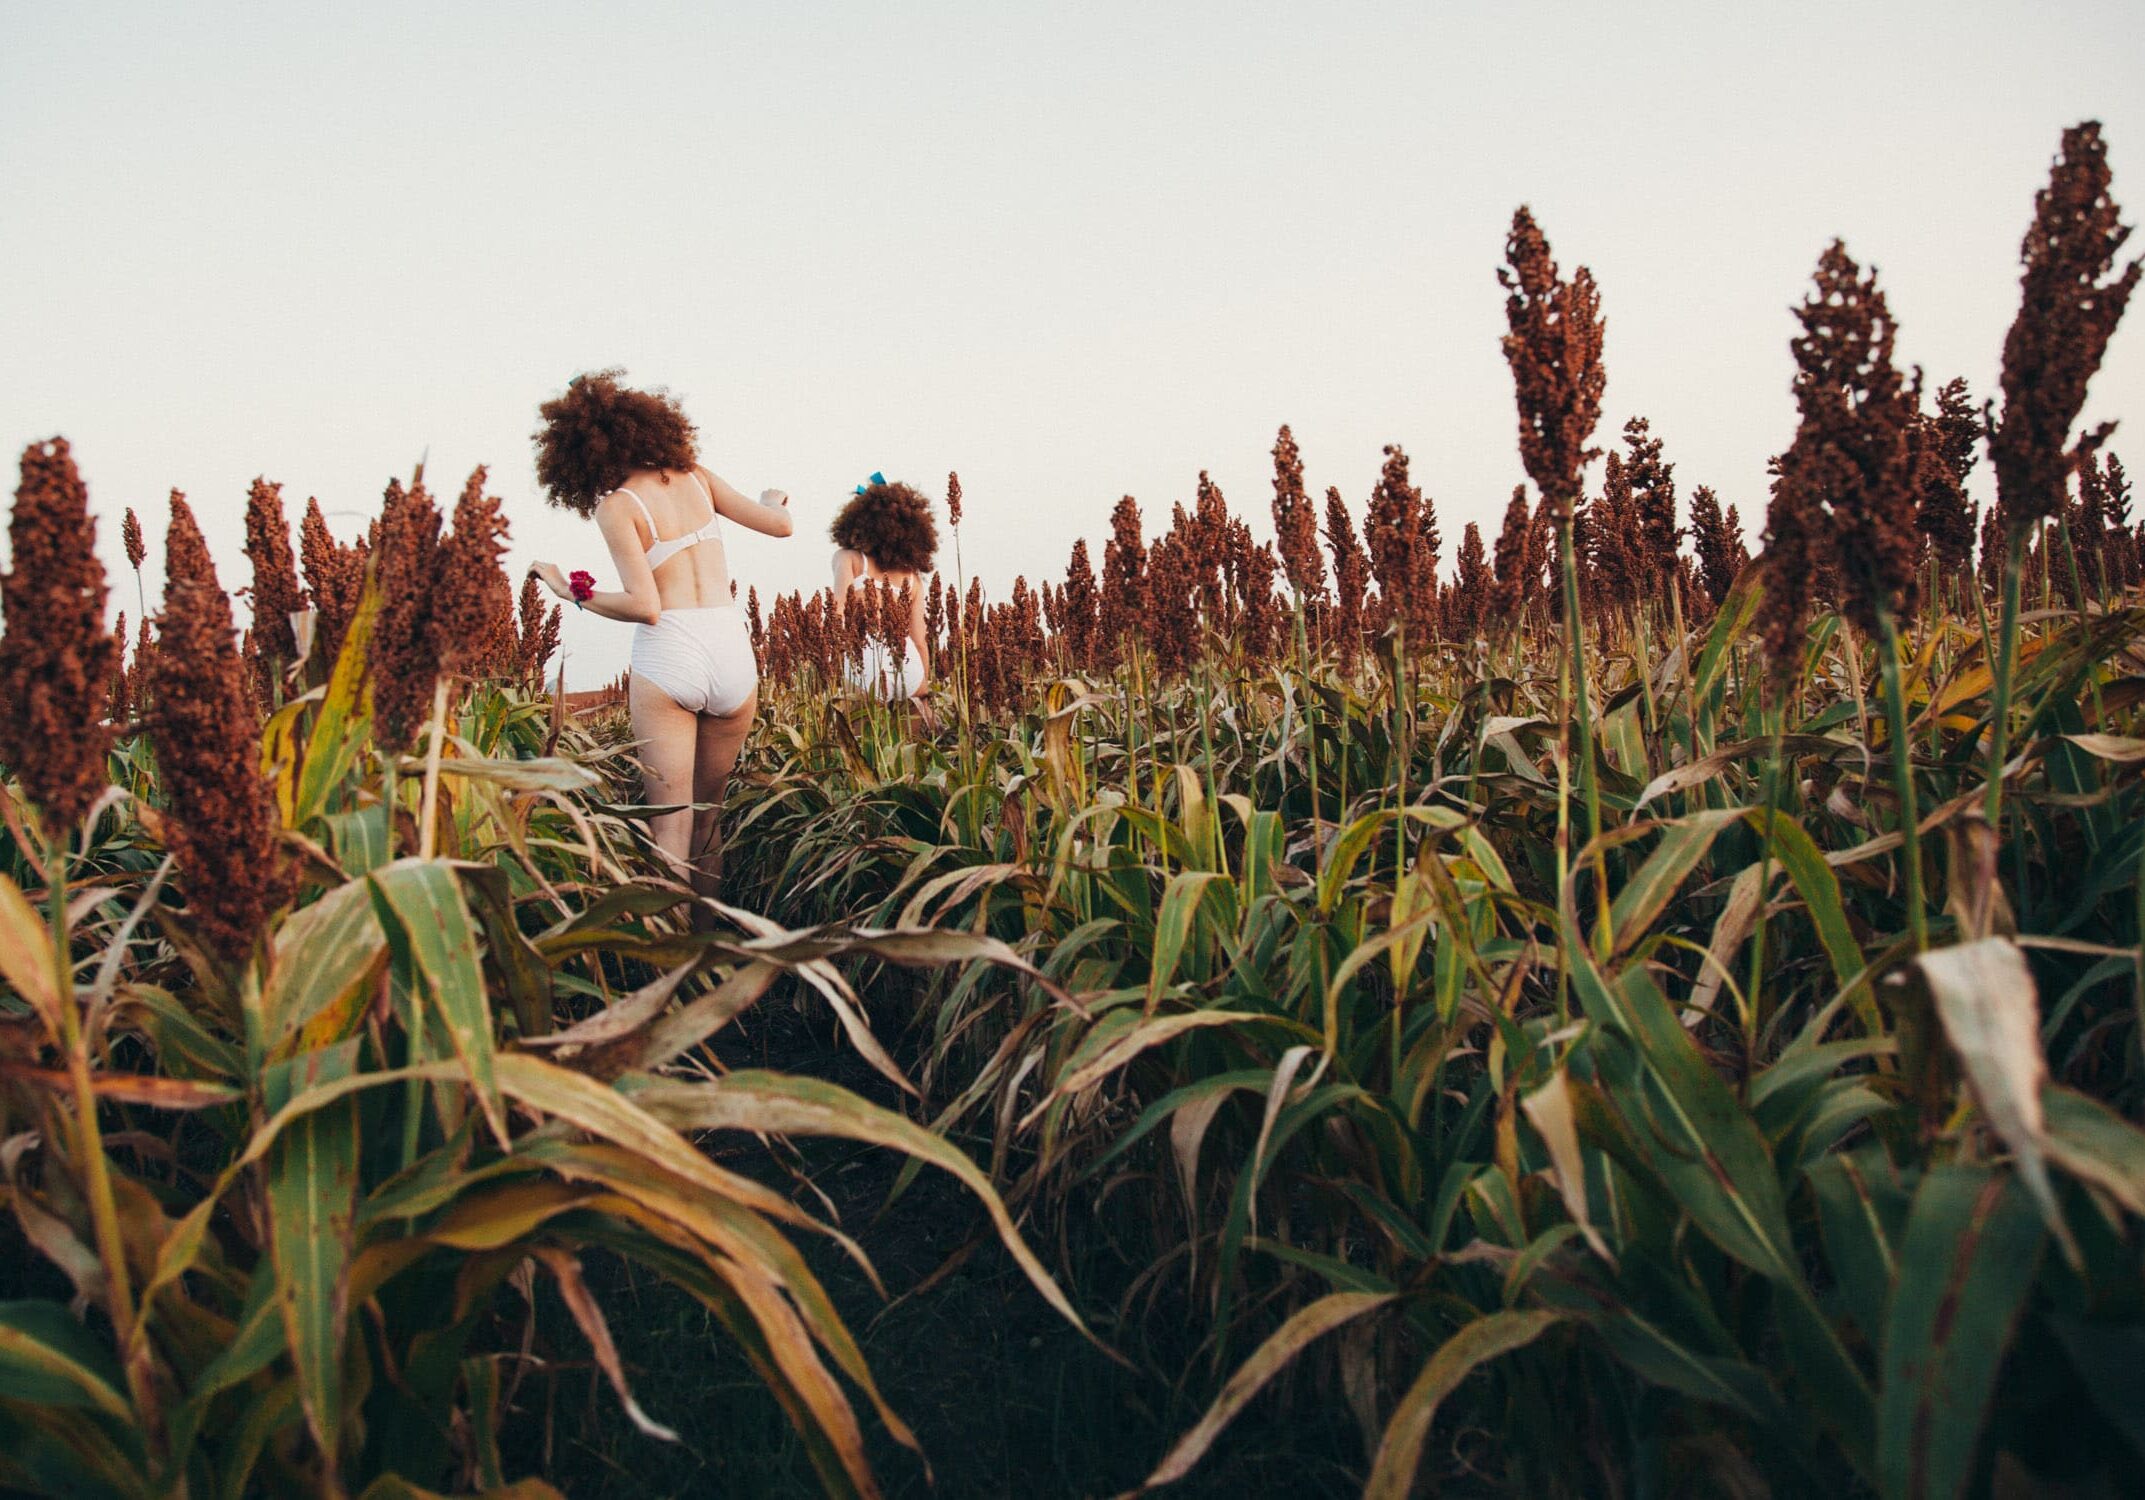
[527,370,793,895]
[830,474,937,711]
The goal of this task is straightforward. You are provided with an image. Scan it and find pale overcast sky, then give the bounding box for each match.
[4,1,2142,686]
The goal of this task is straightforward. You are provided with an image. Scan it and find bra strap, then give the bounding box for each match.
[613,486,659,538]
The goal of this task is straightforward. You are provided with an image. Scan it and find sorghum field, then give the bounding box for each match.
[3,122,2143,1500]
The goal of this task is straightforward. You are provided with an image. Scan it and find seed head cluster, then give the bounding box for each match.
[1500,207,1607,520]
[242,476,308,671]
[0,439,119,828]
[1992,121,2140,535]
[151,494,293,959]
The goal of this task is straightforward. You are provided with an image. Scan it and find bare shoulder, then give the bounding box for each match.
[593,490,644,531]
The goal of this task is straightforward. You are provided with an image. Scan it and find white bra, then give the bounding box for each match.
[616,473,721,570]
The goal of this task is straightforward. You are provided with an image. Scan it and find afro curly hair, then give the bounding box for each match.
[532,370,699,516]
[830,480,939,574]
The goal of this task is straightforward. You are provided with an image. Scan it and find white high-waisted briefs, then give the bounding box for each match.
[630,605,757,716]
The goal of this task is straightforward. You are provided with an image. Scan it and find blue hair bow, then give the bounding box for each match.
[852,471,886,496]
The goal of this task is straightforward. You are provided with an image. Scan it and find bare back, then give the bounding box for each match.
[832,548,931,664]
[612,468,733,610]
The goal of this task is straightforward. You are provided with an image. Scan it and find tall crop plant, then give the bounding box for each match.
[0,454,1083,1499]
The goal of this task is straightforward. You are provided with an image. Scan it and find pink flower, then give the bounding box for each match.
[568,569,596,602]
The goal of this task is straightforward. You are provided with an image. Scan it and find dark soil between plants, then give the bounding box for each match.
[505,978,1379,1499]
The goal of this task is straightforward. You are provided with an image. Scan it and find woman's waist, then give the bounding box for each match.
[650,603,744,616]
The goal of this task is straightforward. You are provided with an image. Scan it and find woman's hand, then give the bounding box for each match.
[760,488,790,510]
[528,561,572,601]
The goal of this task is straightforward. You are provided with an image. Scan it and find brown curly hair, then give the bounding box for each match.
[532,370,699,515]
[830,480,938,573]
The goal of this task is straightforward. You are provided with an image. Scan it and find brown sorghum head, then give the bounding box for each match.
[1781,241,1917,637]
[0,439,119,828]
[434,467,514,675]
[371,476,444,748]
[946,472,963,529]
[1757,452,1821,692]
[1451,521,1492,641]
[1588,450,1642,612]
[242,477,307,668]
[924,573,946,662]
[1189,474,1230,621]
[516,570,549,685]
[123,507,145,573]
[1688,486,1745,606]
[830,479,938,574]
[152,494,292,959]
[1365,444,1428,630]
[1144,531,1198,676]
[533,370,699,516]
[1912,378,1981,573]
[127,615,156,718]
[1061,539,1098,666]
[1099,495,1146,665]
[1623,417,1680,591]
[1491,484,1536,623]
[300,497,367,668]
[1323,486,1371,649]
[1992,122,2140,534]
[1500,206,1608,519]
[1270,424,1325,601]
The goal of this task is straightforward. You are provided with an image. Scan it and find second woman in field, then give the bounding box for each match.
[830,474,937,720]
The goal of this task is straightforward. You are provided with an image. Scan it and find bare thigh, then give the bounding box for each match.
[629,673,700,878]
[690,688,757,897]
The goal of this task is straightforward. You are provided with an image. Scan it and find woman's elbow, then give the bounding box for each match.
[633,594,663,625]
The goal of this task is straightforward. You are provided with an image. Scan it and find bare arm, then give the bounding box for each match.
[528,494,662,625]
[701,466,794,538]
[908,575,931,682]
[830,549,864,621]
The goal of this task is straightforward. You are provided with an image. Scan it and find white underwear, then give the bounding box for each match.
[631,606,757,716]
[844,638,927,701]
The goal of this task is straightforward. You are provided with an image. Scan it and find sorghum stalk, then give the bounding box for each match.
[1984,530,2026,824]
[49,839,143,1404]
[1876,609,1929,951]
[1558,514,1609,955]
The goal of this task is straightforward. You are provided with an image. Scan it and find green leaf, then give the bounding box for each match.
[1145,871,1225,1012]
[1364,1311,1563,1500]
[1917,937,2079,1266]
[295,583,379,824]
[0,1300,131,1418]
[1877,1165,2045,1500]
[2042,1084,2145,1217]
[1808,1148,1908,1352]
[368,858,507,1146]
[264,875,386,1051]
[264,1036,364,1462]
[639,1070,1099,1348]
[1607,808,1744,956]
[1748,807,1867,1007]
[1136,1291,1396,1491]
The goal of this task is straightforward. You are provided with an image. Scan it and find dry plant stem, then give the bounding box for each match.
[418,675,451,860]
[1294,604,1322,830]
[1985,529,2026,826]
[49,839,143,1393]
[1747,706,1784,1033]
[1876,611,1929,952]
[2054,513,2108,732]
[1557,516,1610,955]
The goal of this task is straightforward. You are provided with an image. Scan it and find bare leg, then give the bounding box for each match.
[629,673,700,883]
[690,688,758,902]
